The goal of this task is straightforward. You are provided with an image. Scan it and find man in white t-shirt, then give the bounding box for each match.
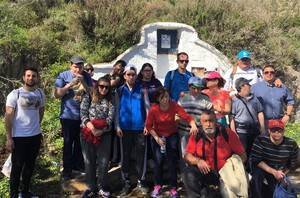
[5,67,45,198]
[223,50,263,96]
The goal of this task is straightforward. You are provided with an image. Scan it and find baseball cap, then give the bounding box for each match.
[237,50,251,60]
[268,119,285,130]
[70,55,85,64]
[123,64,137,74]
[235,77,252,91]
[188,77,205,88]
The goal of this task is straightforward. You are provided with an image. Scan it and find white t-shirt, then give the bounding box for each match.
[223,66,263,95]
[6,87,45,137]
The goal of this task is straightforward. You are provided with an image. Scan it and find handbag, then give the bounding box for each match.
[1,154,12,178]
[273,177,297,198]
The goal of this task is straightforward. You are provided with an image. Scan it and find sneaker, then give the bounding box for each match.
[137,180,148,194]
[99,188,110,198]
[169,187,178,198]
[82,189,97,198]
[119,182,131,196]
[151,185,162,198]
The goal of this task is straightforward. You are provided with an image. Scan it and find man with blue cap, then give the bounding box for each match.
[224,50,263,95]
[178,76,213,170]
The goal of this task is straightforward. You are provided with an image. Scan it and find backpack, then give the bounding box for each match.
[167,69,194,93]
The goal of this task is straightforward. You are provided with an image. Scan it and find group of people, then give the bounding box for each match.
[4,50,299,198]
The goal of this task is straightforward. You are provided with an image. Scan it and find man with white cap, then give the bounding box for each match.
[115,65,149,196]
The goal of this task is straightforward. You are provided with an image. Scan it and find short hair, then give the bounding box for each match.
[263,64,275,72]
[23,66,38,76]
[200,110,216,119]
[114,60,127,68]
[154,87,169,103]
[177,52,189,60]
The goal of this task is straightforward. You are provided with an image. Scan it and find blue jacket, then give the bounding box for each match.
[117,83,146,132]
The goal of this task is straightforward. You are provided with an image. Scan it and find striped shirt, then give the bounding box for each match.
[250,136,298,170]
[178,93,212,134]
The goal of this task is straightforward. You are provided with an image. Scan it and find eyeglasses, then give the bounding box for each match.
[98,84,109,89]
[264,71,275,75]
[178,60,189,64]
[269,128,283,133]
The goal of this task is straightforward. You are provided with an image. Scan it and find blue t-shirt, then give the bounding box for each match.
[55,70,92,120]
[164,69,193,101]
[251,81,294,119]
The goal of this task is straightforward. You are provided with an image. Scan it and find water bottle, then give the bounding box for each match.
[160,136,166,154]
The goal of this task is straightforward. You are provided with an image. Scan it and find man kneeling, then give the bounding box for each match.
[183,111,247,198]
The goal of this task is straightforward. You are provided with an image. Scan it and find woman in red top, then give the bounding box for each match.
[202,71,231,126]
[145,87,197,198]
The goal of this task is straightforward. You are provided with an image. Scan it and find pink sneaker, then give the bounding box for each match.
[169,187,178,198]
[151,185,162,197]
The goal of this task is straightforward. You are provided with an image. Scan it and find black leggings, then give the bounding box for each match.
[10,134,42,198]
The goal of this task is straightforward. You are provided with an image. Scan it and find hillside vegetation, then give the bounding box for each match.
[0,0,299,196]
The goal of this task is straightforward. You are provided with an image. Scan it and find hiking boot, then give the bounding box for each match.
[98,188,110,198]
[82,189,97,198]
[169,187,178,198]
[151,185,162,198]
[119,181,131,196]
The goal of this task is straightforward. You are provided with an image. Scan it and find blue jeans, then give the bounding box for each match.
[151,133,179,187]
[60,119,84,174]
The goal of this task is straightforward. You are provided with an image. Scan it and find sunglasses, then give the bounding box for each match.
[178,60,189,64]
[241,58,251,62]
[264,71,275,75]
[98,84,109,89]
[269,128,283,133]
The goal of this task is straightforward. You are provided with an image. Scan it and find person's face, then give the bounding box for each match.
[237,58,251,69]
[113,64,124,76]
[97,80,110,96]
[206,78,218,88]
[176,54,189,70]
[189,85,201,96]
[85,67,94,77]
[158,92,170,107]
[200,113,216,135]
[141,66,153,80]
[240,83,251,96]
[269,127,284,142]
[23,70,38,87]
[263,67,276,82]
[124,70,137,86]
[70,63,84,75]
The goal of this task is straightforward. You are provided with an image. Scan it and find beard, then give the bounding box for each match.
[203,127,215,135]
[25,81,36,87]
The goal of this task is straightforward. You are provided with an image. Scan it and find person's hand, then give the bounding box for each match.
[154,136,165,147]
[6,137,14,152]
[93,129,103,137]
[86,122,95,132]
[196,159,211,174]
[281,115,290,125]
[189,124,198,136]
[274,78,282,88]
[272,169,285,181]
[116,127,123,137]
[143,127,149,135]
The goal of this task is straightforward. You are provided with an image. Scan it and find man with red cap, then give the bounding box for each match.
[250,119,298,198]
